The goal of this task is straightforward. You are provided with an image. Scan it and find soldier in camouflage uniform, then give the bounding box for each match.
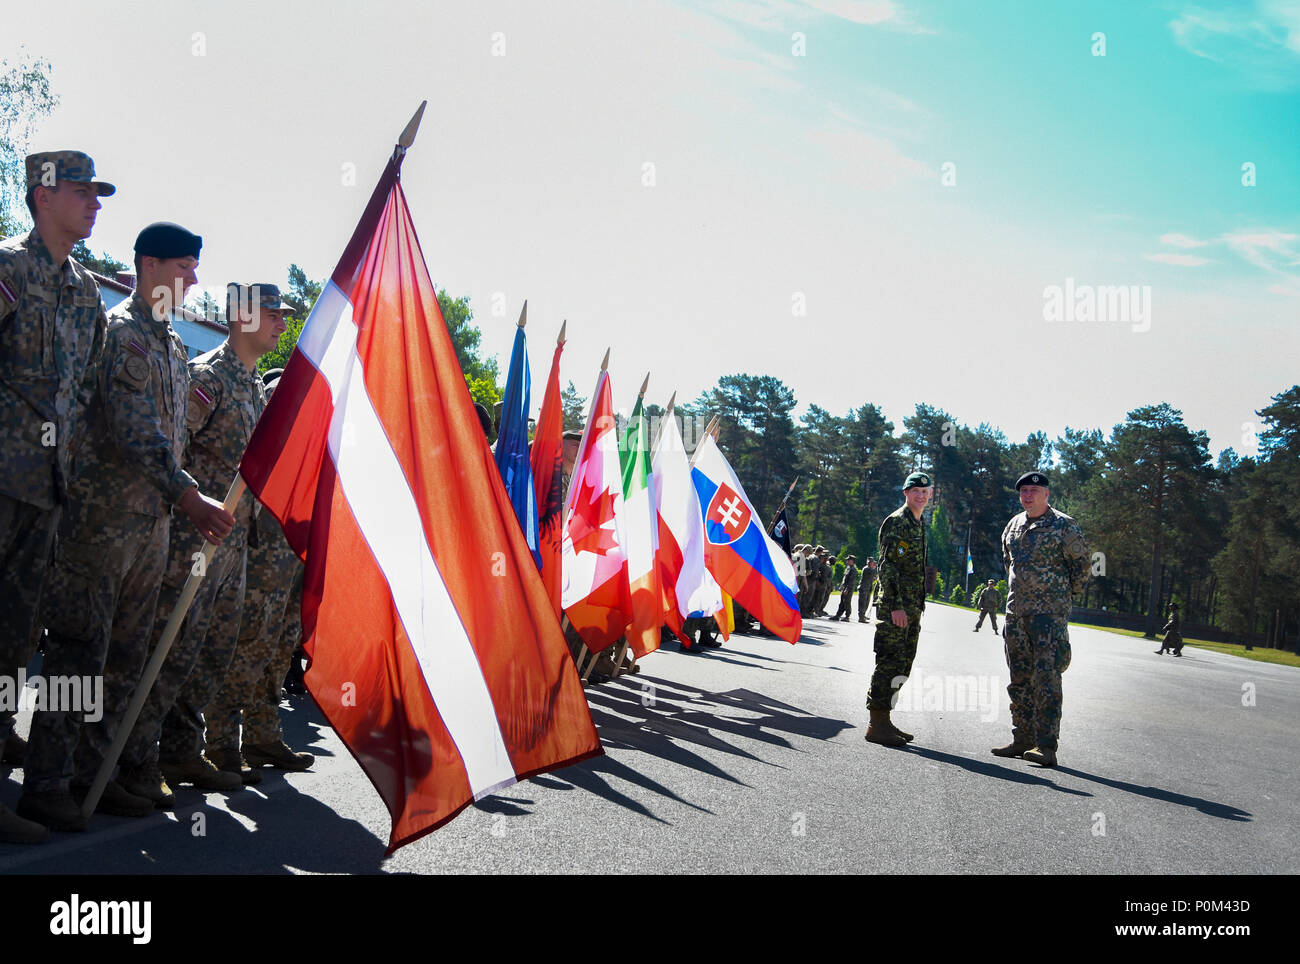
[992,472,1090,767]
[0,152,113,845]
[865,472,932,748]
[206,370,314,780]
[17,224,237,832]
[856,557,876,623]
[832,555,859,620]
[1155,602,1183,656]
[120,283,287,792]
[973,579,1001,632]
[812,547,830,616]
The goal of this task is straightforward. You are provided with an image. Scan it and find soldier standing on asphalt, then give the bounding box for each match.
[973,579,1001,633]
[992,472,1090,767]
[832,555,859,620]
[205,369,314,780]
[0,151,113,845]
[857,557,876,623]
[1155,602,1183,656]
[120,283,286,793]
[18,224,236,832]
[864,472,932,748]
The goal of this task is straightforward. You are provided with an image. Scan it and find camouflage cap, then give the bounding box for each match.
[903,471,933,490]
[25,150,116,197]
[1015,471,1049,489]
[227,283,295,318]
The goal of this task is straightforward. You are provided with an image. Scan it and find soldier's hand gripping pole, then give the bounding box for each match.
[80,474,248,820]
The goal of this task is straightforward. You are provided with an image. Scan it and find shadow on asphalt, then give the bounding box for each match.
[512,673,853,824]
[1052,766,1253,821]
[903,745,1093,796]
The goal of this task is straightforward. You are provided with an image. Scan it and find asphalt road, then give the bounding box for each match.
[3,600,1296,875]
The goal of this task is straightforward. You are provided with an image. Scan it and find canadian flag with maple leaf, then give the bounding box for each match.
[560,368,632,652]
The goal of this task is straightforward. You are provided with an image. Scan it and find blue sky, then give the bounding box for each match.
[4,0,1297,460]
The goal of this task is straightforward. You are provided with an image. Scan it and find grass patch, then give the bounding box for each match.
[1069,624,1300,667]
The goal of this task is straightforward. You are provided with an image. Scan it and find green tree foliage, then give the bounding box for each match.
[561,380,586,431]
[70,241,127,278]
[0,51,58,239]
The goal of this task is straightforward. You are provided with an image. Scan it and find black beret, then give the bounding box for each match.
[134,222,202,260]
[1016,471,1049,489]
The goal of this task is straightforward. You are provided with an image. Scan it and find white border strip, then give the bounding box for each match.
[299,280,516,797]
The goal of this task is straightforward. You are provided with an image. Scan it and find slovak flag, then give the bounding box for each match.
[691,434,802,644]
[239,151,601,854]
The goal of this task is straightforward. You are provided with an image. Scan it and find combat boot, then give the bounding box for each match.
[991,739,1035,758]
[208,748,263,785]
[16,788,88,832]
[160,755,243,791]
[243,740,314,772]
[72,779,154,818]
[864,708,907,748]
[1022,746,1057,767]
[119,761,176,809]
[2,732,27,766]
[889,718,915,743]
[0,802,48,844]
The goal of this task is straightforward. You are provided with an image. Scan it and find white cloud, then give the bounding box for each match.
[1144,253,1213,266]
[1170,2,1300,87]
[1160,232,1212,248]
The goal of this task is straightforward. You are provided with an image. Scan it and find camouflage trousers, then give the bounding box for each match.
[122,522,247,768]
[1003,613,1071,750]
[205,522,300,753]
[867,610,922,710]
[24,505,168,793]
[0,494,59,748]
[974,609,1000,632]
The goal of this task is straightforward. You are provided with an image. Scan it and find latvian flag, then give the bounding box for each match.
[239,152,602,854]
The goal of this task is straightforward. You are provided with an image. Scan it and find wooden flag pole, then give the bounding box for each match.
[80,474,247,819]
[609,639,631,680]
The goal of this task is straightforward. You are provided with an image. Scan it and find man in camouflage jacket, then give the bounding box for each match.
[865,472,932,748]
[993,472,1090,767]
[0,152,113,844]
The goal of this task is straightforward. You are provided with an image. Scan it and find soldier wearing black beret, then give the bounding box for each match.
[864,471,933,747]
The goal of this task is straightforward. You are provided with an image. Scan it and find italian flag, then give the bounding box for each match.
[620,393,662,658]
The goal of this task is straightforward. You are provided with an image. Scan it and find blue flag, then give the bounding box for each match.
[494,321,540,567]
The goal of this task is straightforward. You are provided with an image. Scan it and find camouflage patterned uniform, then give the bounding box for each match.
[1001,507,1089,751]
[23,294,195,793]
[974,582,1002,632]
[834,560,859,618]
[122,340,266,769]
[204,510,299,753]
[868,507,927,710]
[0,223,107,752]
[857,560,876,621]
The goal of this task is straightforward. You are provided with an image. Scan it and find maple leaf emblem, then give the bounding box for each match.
[568,471,618,556]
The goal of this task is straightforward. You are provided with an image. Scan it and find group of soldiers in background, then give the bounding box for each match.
[1,151,313,846]
[793,543,877,624]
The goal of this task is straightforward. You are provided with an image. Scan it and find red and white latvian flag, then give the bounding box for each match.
[651,410,721,646]
[239,153,601,854]
[561,369,631,652]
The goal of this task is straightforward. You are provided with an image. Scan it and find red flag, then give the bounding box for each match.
[560,370,631,652]
[240,155,602,854]
[529,339,565,619]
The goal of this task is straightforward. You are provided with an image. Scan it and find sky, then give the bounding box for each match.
[5,0,1298,461]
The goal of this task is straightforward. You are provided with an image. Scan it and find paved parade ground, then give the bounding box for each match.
[2,601,1295,876]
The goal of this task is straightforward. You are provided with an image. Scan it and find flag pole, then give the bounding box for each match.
[80,474,247,819]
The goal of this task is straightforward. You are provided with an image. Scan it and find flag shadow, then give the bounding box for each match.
[533,674,852,824]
